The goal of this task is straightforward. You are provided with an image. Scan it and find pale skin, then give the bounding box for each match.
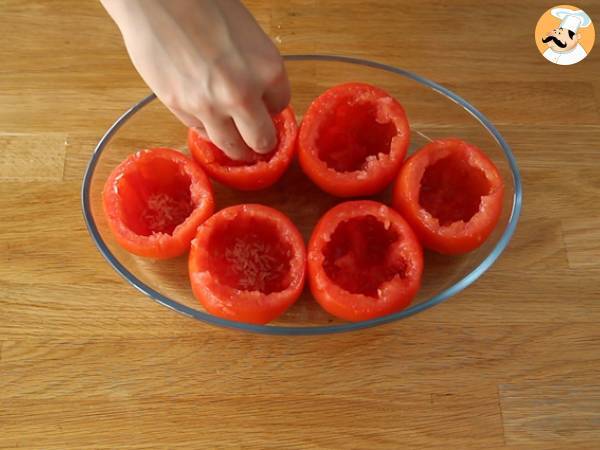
[101,0,290,161]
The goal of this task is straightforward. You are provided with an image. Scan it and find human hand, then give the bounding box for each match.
[101,0,290,160]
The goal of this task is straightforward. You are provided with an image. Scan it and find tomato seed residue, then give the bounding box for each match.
[116,155,196,237]
[142,193,193,235]
[207,216,294,294]
[221,238,287,293]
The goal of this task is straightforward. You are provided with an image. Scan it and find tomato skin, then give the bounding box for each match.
[102,148,214,259]
[298,82,410,197]
[188,204,306,325]
[188,106,298,191]
[308,200,423,322]
[393,138,504,255]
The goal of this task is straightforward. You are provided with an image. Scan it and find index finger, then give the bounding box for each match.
[232,100,278,154]
[202,114,255,161]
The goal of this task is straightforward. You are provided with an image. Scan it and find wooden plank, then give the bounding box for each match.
[500,384,600,447]
[0,89,149,134]
[0,133,66,181]
[516,166,600,221]
[0,391,503,449]
[270,0,600,83]
[499,125,600,169]
[1,271,599,341]
[562,217,600,269]
[1,323,598,398]
[443,82,600,126]
[497,217,569,272]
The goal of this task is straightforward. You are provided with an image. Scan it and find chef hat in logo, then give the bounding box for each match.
[551,7,592,33]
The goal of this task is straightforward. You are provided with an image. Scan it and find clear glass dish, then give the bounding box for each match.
[82,55,522,335]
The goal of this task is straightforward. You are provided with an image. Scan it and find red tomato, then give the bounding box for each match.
[189,204,306,324]
[188,106,298,191]
[308,200,423,322]
[102,147,214,259]
[393,138,504,255]
[298,83,410,197]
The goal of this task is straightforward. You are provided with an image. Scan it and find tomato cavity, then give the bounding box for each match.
[419,154,492,226]
[322,215,407,297]
[206,217,293,294]
[316,101,397,172]
[117,157,194,236]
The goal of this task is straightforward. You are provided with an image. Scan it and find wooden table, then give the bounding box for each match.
[1,1,599,448]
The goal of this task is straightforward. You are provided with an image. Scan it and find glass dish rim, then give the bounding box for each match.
[81,54,523,335]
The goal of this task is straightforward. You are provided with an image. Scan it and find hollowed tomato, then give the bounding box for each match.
[102,148,215,259]
[298,83,410,197]
[188,204,306,324]
[188,106,298,191]
[308,200,423,322]
[393,138,504,254]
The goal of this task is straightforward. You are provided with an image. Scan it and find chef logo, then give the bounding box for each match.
[535,5,595,65]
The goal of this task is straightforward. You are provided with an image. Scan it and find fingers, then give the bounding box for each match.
[169,103,257,161]
[164,62,290,159]
[202,114,254,161]
[173,102,278,158]
[169,106,209,144]
[170,103,253,161]
[168,105,204,129]
[232,100,277,154]
[192,124,209,141]
[263,66,291,114]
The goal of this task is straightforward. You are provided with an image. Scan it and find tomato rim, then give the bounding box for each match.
[188,106,298,191]
[393,138,505,255]
[298,82,410,197]
[308,200,423,322]
[189,204,306,324]
[102,147,214,259]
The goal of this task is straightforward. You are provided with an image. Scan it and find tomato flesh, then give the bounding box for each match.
[419,153,492,226]
[188,106,298,190]
[103,148,214,259]
[298,83,410,197]
[189,204,306,324]
[317,101,397,172]
[116,157,195,236]
[393,138,504,254]
[205,215,292,294]
[323,215,408,297]
[308,200,423,322]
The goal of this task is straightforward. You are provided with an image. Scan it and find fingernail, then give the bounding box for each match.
[227,147,255,162]
[254,136,277,154]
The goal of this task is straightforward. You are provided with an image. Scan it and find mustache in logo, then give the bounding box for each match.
[542,35,567,48]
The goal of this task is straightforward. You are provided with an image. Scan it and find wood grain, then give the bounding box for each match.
[0,134,67,181]
[1,0,600,448]
[500,384,600,447]
[562,217,600,269]
[0,392,504,449]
